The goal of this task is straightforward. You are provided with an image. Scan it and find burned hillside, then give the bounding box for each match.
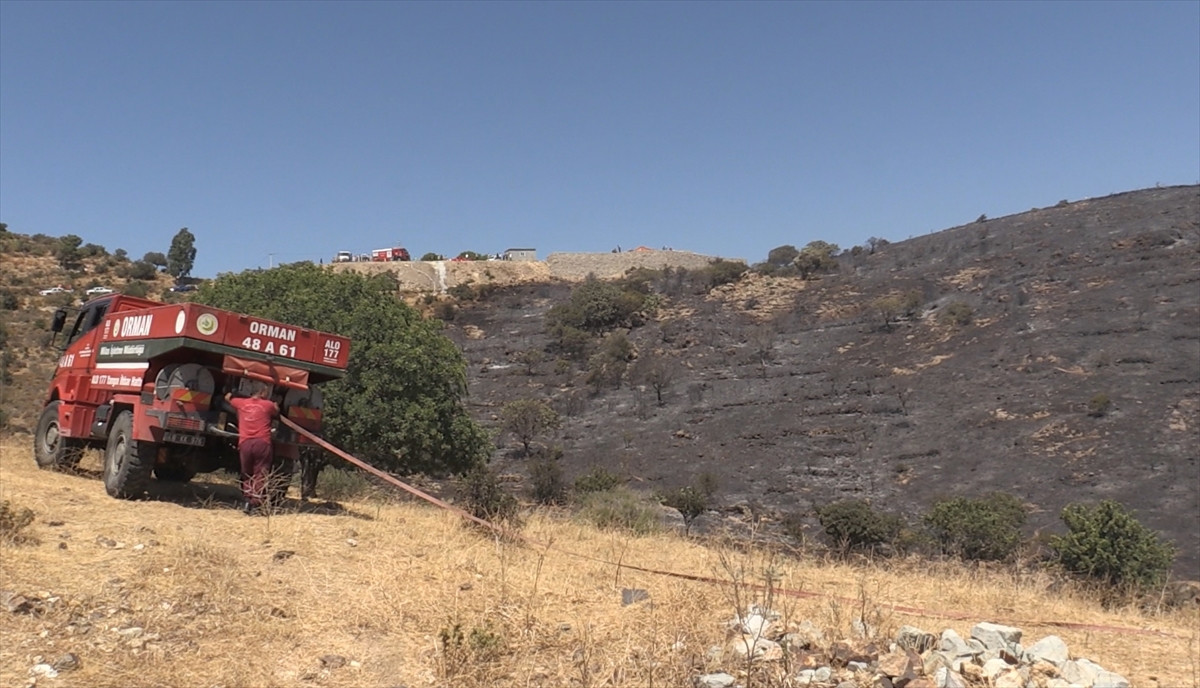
[451,186,1200,575]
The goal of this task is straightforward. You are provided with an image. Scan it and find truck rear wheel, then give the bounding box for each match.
[34,401,85,471]
[103,411,155,499]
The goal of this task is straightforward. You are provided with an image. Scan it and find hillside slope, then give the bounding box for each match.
[454,186,1200,576]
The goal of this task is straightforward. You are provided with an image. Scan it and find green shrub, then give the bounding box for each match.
[1051,500,1175,590]
[1088,394,1112,418]
[420,252,442,261]
[0,290,17,311]
[527,455,567,505]
[939,301,974,327]
[122,281,149,298]
[459,466,521,529]
[574,466,623,495]
[575,486,661,535]
[546,277,645,335]
[924,492,1026,561]
[657,473,717,535]
[816,499,903,551]
[127,260,157,280]
[693,259,748,290]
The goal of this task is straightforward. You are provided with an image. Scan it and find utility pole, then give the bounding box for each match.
[269,253,274,269]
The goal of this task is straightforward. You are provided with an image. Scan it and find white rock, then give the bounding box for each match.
[795,670,815,686]
[939,628,973,657]
[1060,659,1099,685]
[982,658,1012,680]
[29,664,58,679]
[727,634,782,662]
[993,668,1025,688]
[970,622,1023,652]
[1022,635,1069,666]
[696,673,736,688]
[813,667,832,683]
[847,660,869,672]
[1093,670,1130,688]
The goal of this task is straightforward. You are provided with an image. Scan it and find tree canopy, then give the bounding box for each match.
[197,263,490,475]
[167,227,197,279]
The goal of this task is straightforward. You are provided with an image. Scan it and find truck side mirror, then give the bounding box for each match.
[51,309,68,333]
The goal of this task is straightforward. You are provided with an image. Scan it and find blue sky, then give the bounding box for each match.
[2,2,1198,276]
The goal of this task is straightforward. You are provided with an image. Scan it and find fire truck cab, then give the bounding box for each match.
[35,294,351,501]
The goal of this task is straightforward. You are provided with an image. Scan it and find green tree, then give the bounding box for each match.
[1051,500,1176,590]
[766,244,800,266]
[167,227,197,279]
[420,252,442,261]
[817,499,903,552]
[500,398,560,455]
[56,234,84,270]
[127,261,158,281]
[143,251,168,269]
[113,248,129,261]
[197,263,490,475]
[793,241,840,280]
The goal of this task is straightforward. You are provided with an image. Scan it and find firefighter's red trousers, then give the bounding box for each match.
[239,438,273,507]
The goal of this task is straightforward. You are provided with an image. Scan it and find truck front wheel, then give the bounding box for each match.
[103,411,155,499]
[34,402,85,471]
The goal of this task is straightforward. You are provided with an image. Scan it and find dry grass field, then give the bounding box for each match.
[1,436,1197,688]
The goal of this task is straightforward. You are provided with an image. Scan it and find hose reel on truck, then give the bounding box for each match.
[154,363,216,401]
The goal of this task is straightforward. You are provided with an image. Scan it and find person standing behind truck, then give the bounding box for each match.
[225,382,280,515]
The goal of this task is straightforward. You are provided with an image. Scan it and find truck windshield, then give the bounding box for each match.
[67,301,111,345]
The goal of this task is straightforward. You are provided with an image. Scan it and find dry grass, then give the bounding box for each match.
[1,436,1197,687]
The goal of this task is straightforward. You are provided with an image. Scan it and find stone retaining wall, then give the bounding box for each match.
[545,250,728,280]
[330,249,735,293]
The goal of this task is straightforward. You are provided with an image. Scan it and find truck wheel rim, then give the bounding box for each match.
[110,436,126,474]
[43,422,60,456]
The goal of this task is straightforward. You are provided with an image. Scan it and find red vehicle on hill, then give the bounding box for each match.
[35,294,351,499]
[371,247,411,262]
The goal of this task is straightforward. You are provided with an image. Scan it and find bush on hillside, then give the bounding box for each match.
[939,301,974,327]
[0,290,17,311]
[574,466,623,495]
[527,453,567,505]
[584,331,633,392]
[546,276,645,335]
[817,499,903,552]
[1088,393,1112,418]
[924,492,1027,561]
[658,473,717,535]
[122,281,149,298]
[1051,500,1175,591]
[459,466,521,529]
[575,486,661,535]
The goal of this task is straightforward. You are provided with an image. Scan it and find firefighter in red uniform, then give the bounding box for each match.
[225,382,280,514]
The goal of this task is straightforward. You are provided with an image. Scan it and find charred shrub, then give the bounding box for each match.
[1051,500,1176,591]
[924,492,1027,561]
[816,499,903,552]
[527,448,567,505]
[459,466,521,529]
[1088,393,1112,418]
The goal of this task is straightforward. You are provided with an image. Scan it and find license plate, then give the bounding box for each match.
[164,431,205,447]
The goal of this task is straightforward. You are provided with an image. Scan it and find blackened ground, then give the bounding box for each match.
[451,186,1200,577]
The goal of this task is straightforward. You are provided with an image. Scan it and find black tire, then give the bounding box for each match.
[33,401,85,471]
[103,411,156,499]
[153,464,197,483]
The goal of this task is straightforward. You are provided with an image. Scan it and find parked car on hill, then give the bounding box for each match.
[86,286,115,296]
[169,284,198,293]
[39,286,73,296]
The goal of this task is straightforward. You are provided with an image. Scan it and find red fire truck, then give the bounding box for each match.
[34,294,351,500]
[370,247,411,262]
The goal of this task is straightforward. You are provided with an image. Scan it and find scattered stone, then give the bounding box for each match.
[813,666,832,683]
[1022,635,1069,667]
[1060,659,1099,685]
[933,667,968,688]
[95,536,117,548]
[272,550,295,562]
[728,634,782,662]
[29,664,58,679]
[788,619,826,649]
[47,520,65,527]
[1093,670,1131,688]
[319,654,347,669]
[51,653,80,672]
[117,626,144,638]
[58,542,67,550]
[795,669,815,685]
[970,622,1022,652]
[938,629,974,658]
[847,660,869,672]
[458,582,473,591]
[345,538,358,547]
[895,625,936,653]
[2,591,34,614]
[132,543,145,552]
[696,673,736,688]
[993,668,1025,688]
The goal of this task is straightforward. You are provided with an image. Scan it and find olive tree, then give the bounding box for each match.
[197,263,490,475]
